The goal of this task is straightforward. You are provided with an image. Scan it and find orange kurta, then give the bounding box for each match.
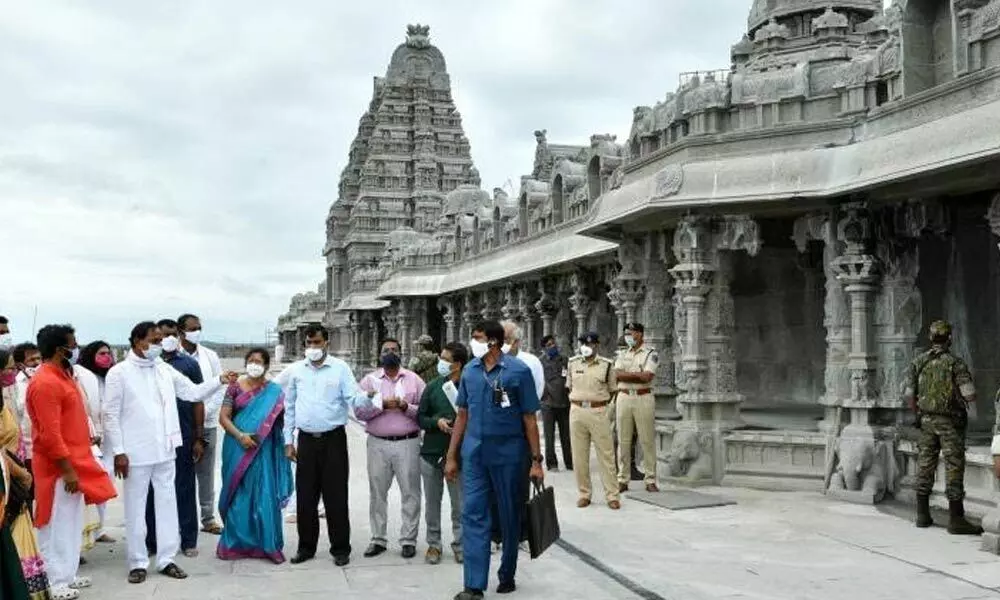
[25,362,116,527]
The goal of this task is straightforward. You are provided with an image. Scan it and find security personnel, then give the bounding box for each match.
[905,320,981,535]
[614,322,659,493]
[567,332,620,510]
[445,320,543,600]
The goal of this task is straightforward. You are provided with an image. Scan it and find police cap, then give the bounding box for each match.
[623,322,645,333]
[578,331,600,344]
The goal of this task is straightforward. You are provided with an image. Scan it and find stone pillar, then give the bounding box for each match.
[398,298,413,365]
[567,269,591,339]
[369,311,382,369]
[439,296,459,343]
[481,289,502,322]
[794,212,851,434]
[517,284,539,352]
[535,280,556,338]
[500,283,518,321]
[461,292,480,341]
[350,311,364,372]
[644,231,677,418]
[665,215,760,484]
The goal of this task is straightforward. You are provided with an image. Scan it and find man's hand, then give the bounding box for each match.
[221,371,239,384]
[113,454,130,480]
[192,439,206,463]
[90,436,102,447]
[14,468,32,488]
[285,444,297,462]
[437,418,453,434]
[444,455,459,482]
[63,467,81,493]
[397,398,410,412]
[529,462,544,484]
[382,397,398,410]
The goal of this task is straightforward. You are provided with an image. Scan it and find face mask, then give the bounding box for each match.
[580,345,594,358]
[24,366,37,378]
[0,334,12,349]
[246,363,266,378]
[69,347,80,364]
[380,352,401,369]
[546,346,559,358]
[0,372,15,388]
[469,339,489,359]
[305,347,325,362]
[184,330,202,345]
[624,335,636,348]
[437,359,453,378]
[501,343,512,354]
[145,344,163,360]
[95,354,113,369]
[161,336,180,353]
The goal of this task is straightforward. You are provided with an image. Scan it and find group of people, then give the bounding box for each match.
[0,314,237,600]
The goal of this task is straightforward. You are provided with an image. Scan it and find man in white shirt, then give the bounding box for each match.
[103,321,236,584]
[12,342,41,466]
[177,313,225,536]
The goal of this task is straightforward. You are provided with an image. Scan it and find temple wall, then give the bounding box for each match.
[731,220,826,415]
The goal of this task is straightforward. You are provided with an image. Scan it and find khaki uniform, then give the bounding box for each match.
[566,355,619,503]
[614,344,658,486]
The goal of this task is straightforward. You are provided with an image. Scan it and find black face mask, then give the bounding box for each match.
[380,352,401,369]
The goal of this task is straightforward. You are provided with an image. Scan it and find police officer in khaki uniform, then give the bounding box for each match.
[567,332,620,510]
[614,322,659,492]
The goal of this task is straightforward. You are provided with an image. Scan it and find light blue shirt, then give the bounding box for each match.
[279,355,372,441]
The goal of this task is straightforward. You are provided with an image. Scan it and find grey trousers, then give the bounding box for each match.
[195,427,218,525]
[367,435,421,546]
[420,457,462,551]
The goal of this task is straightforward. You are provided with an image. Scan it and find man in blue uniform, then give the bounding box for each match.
[445,320,543,600]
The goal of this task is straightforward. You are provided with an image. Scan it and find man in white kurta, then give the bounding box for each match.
[102,322,232,582]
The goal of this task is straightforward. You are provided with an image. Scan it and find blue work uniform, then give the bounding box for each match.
[457,354,540,592]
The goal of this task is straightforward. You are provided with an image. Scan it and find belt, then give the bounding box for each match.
[571,400,610,409]
[302,426,345,439]
[372,431,420,442]
[619,388,652,396]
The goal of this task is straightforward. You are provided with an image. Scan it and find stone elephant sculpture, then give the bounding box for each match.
[829,436,897,503]
[665,430,714,481]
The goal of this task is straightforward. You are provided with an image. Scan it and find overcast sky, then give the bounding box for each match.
[0,1,749,344]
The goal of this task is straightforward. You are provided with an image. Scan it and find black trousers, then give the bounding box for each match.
[296,427,351,557]
[146,441,199,552]
[542,406,572,469]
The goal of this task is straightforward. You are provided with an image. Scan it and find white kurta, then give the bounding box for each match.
[102,351,223,571]
[186,344,224,428]
[514,350,546,400]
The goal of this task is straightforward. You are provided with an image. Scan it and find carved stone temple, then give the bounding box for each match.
[278,3,1000,552]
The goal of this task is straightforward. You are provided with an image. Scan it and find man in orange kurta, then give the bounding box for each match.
[26,324,116,594]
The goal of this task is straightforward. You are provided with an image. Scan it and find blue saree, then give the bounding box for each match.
[216,381,293,563]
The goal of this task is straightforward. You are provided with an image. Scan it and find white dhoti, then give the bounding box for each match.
[36,480,85,589]
[124,460,179,571]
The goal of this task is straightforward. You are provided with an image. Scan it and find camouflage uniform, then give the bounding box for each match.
[409,349,439,383]
[906,320,980,535]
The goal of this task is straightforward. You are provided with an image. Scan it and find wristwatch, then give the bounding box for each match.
[531,454,543,464]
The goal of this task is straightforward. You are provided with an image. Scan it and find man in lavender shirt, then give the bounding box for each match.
[356,338,427,559]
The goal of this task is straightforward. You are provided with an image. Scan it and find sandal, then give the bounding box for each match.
[128,569,147,584]
[95,533,116,543]
[160,563,188,579]
[51,586,80,600]
[201,521,223,535]
[182,548,200,558]
[68,576,92,589]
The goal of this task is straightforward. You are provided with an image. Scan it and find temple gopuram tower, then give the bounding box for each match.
[323,24,479,367]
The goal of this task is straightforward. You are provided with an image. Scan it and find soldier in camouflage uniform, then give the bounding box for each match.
[408,334,439,383]
[905,320,981,535]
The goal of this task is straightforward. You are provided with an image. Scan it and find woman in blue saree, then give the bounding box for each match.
[216,348,293,564]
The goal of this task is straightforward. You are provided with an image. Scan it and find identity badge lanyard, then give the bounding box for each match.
[483,365,510,408]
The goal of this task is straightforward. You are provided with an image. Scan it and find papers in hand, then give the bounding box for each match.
[442,380,458,409]
[371,392,383,410]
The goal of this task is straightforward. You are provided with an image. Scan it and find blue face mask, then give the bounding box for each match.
[545,346,559,358]
[437,359,452,378]
[380,352,401,369]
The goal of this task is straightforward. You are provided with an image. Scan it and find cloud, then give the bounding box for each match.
[0,0,749,343]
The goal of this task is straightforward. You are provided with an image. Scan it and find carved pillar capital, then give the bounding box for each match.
[481,288,502,322]
[500,283,519,320]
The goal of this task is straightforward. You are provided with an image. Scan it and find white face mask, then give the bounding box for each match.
[624,334,637,348]
[24,366,37,378]
[305,347,325,362]
[580,345,594,358]
[184,330,202,345]
[246,363,266,378]
[145,344,163,360]
[469,339,489,359]
[161,336,180,353]
[0,333,12,349]
[501,343,512,354]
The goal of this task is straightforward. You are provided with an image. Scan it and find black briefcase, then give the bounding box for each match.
[525,480,560,559]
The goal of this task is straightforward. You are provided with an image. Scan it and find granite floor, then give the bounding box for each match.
[77,421,1000,599]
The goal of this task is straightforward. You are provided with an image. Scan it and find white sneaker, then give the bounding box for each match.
[51,586,80,600]
[69,576,92,589]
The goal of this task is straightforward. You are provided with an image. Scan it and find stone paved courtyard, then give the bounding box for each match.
[79,422,1000,600]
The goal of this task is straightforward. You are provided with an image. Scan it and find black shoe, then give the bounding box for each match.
[454,589,484,600]
[333,554,350,567]
[915,494,932,528]
[290,552,315,565]
[546,464,559,472]
[401,545,416,559]
[948,500,983,535]
[363,543,387,558]
[497,580,517,594]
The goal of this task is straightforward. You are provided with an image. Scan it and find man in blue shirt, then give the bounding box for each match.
[445,320,544,600]
[145,318,206,558]
[282,324,375,567]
